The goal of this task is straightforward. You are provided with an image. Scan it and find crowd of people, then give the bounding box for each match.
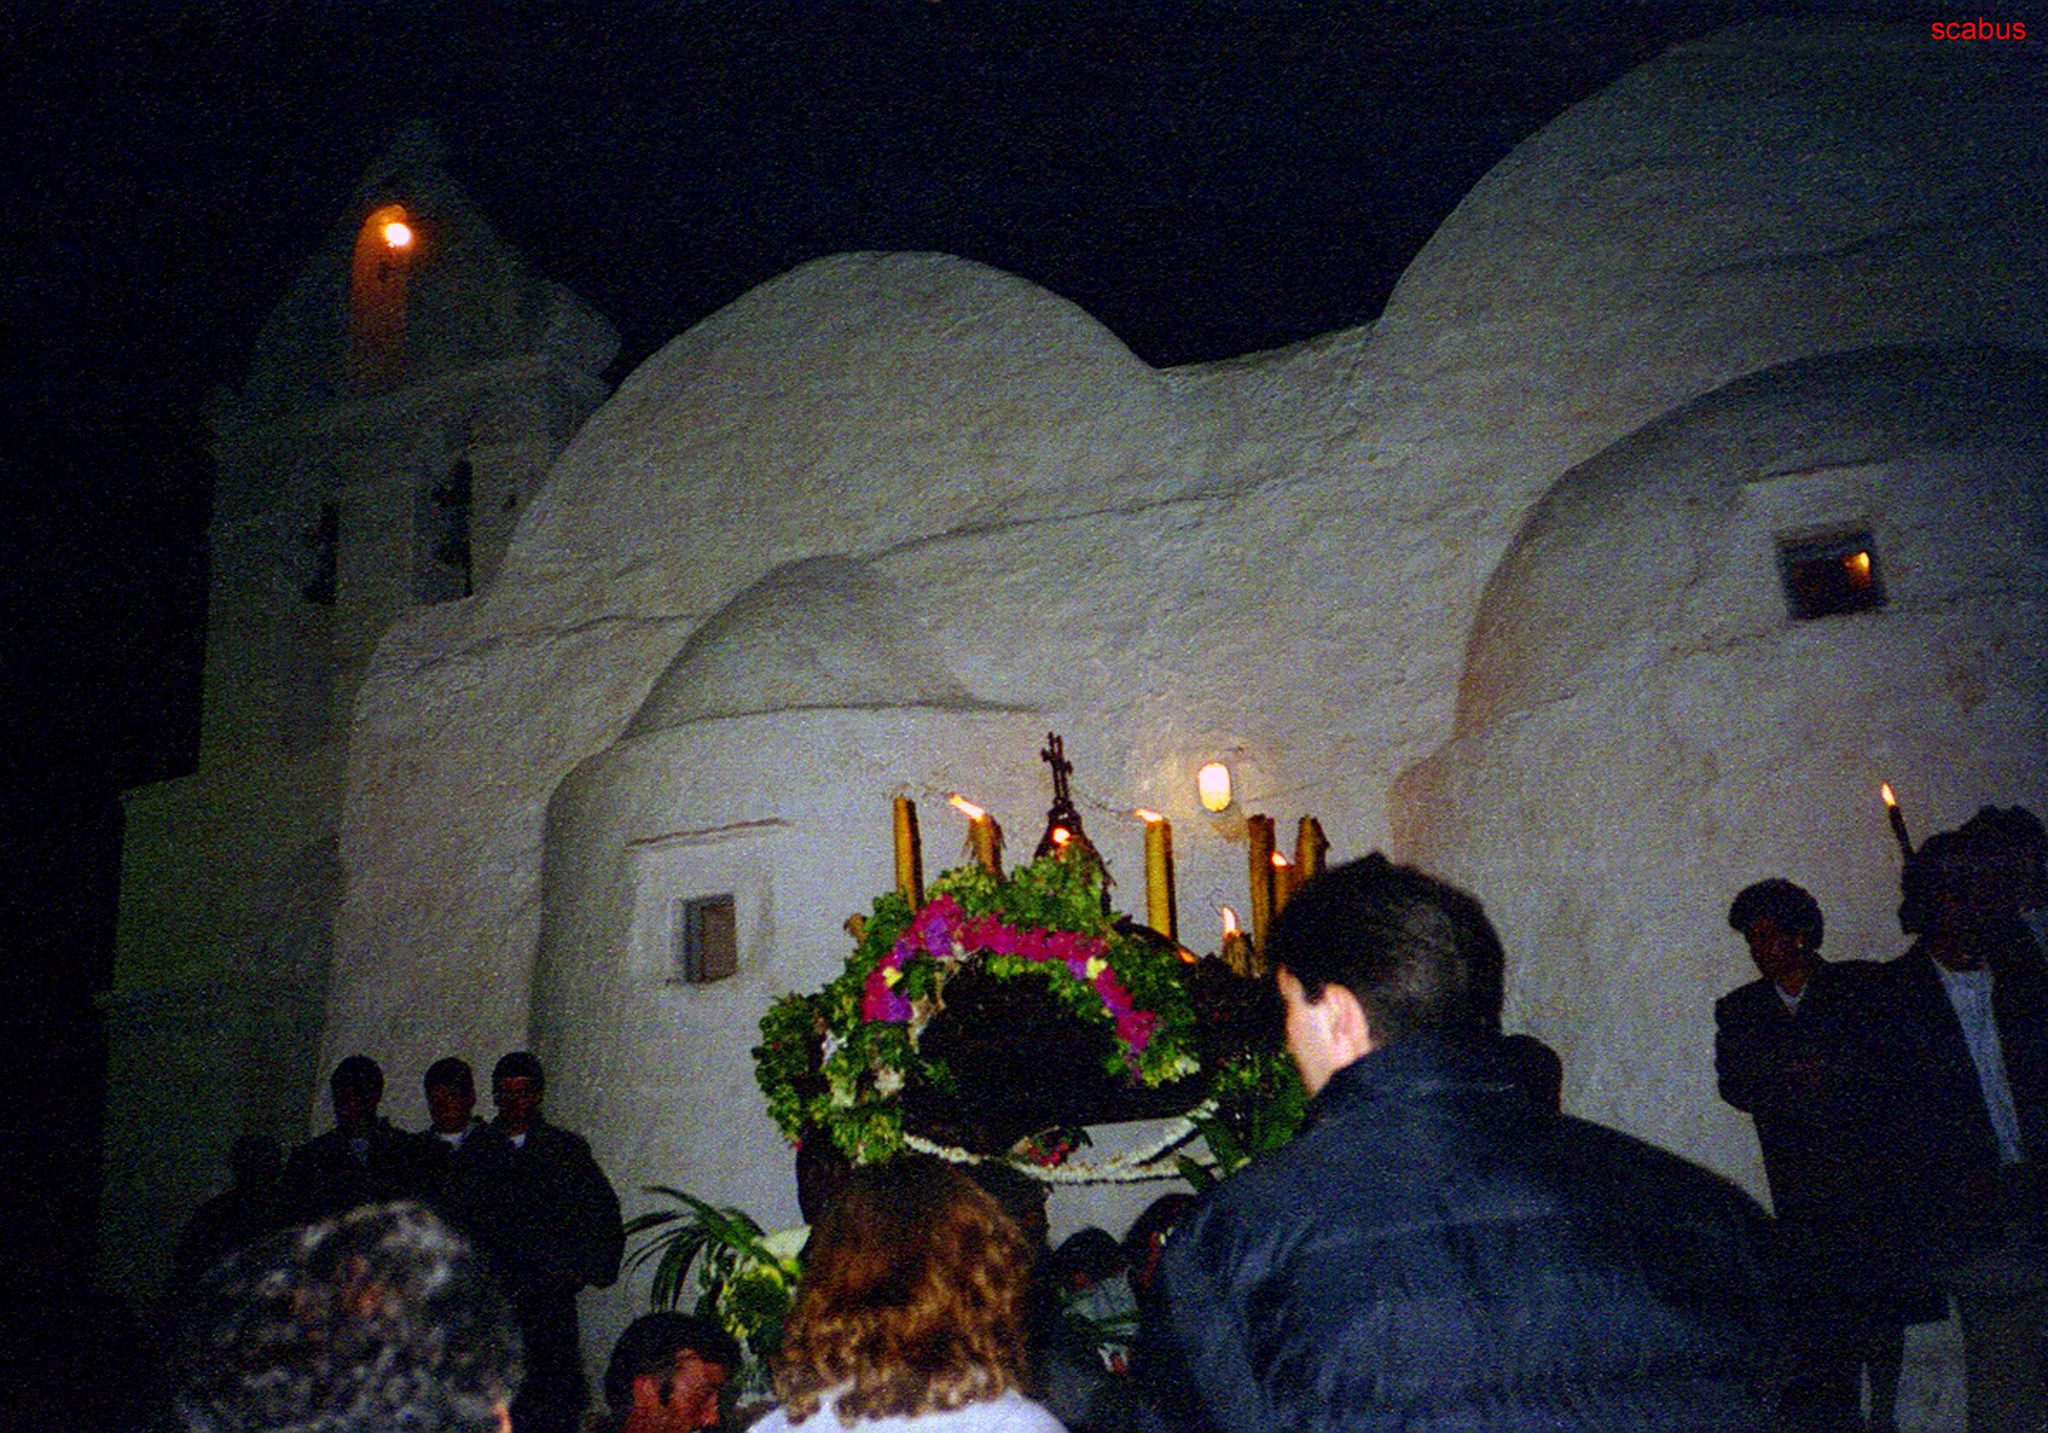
[1716,806,2048,1431]
[156,803,2048,1433]
[172,1050,625,1433]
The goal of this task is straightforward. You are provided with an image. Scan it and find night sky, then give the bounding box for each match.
[6,0,1891,1292]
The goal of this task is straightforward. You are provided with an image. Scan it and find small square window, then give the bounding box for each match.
[1777,531,1886,621]
[671,895,737,984]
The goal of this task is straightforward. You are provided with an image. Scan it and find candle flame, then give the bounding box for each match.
[1220,905,1241,935]
[1051,826,1072,847]
[1134,809,1163,823]
[1844,550,1873,587]
[948,794,986,821]
[1881,783,1897,809]
[1272,852,1291,868]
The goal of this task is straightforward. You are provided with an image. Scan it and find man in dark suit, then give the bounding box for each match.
[1882,832,2048,1263]
[414,1055,499,1241]
[485,1050,625,1433]
[275,1055,424,1227]
[1716,879,1912,1431]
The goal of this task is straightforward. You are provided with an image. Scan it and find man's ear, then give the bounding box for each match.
[1321,982,1376,1064]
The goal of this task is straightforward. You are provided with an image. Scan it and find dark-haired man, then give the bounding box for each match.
[172,1201,521,1433]
[276,1054,423,1226]
[599,1312,740,1433]
[1716,878,1915,1431]
[417,1055,502,1243]
[486,1051,624,1433]
[1141,854,1776,1431]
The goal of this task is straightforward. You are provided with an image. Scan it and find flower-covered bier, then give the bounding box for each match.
[755,849,1201,1165]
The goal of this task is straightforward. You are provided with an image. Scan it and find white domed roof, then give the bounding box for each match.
[627,556,987,732]
[502,252,1203,609]
[1454,346,2048,736]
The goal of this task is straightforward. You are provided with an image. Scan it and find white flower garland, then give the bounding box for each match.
[901,1099,1219,1184]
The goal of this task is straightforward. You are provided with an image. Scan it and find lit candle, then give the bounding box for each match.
[948,794,1004,877]
[1881,782,1914,859]
[893,797,924,907]
[1247,814,1277,951]
[1220,906,1257,978]
[1271,851,1297,914]
[1135,810,1177,941]
[1296,815,1329,882]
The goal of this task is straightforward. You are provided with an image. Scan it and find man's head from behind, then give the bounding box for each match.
[1265,854,1505,1095]
[602,1313,739,1432]
[174,1201,521,1433]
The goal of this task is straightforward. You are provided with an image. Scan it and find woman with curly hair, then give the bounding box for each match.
[753,1156,1066,1431]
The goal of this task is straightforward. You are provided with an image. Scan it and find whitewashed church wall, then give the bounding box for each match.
[316,18,2046,1191]
[1397,354,2048,1202]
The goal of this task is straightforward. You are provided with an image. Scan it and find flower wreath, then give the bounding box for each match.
[755,850,1203,1167]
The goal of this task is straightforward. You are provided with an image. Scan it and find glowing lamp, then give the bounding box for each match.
[1197,761,1234,813]
[381,220,414,250]
[1843,550,1873,587]
[1881,783,1897,808]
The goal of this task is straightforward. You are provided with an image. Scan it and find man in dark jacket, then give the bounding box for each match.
[414,1054,514,1260]
[275,1055,424,1226]
[1879,831,2048,1267]
[1716,878,1923,1431]
[1141,855,1776,1432]
[484,1050,625,1433]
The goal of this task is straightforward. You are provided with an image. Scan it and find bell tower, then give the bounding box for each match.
[102,122,618,1297]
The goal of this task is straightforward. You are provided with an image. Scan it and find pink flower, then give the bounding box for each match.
[959,914,1008,953]
[907,896,964,959]
[1115,1007,1158,1053]
[861,966,912,1023]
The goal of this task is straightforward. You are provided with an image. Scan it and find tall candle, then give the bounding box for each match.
[1271,851,1297,914]
[1296,815,1329,882]
[1220,906,1257,978]
[1247,814,1277,951]
[893,796,924,907]
[949,795,1004,877]
[1881,783,1914,859]
[1137,810,1177,941]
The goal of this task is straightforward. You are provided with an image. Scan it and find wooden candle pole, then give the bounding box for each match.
[1296,815,1329,882]
[1138,811,1177,941]
[893,796,925,907]
[1247,814,1277,951]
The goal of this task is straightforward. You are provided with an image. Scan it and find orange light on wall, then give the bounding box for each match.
[350,203,415,388]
